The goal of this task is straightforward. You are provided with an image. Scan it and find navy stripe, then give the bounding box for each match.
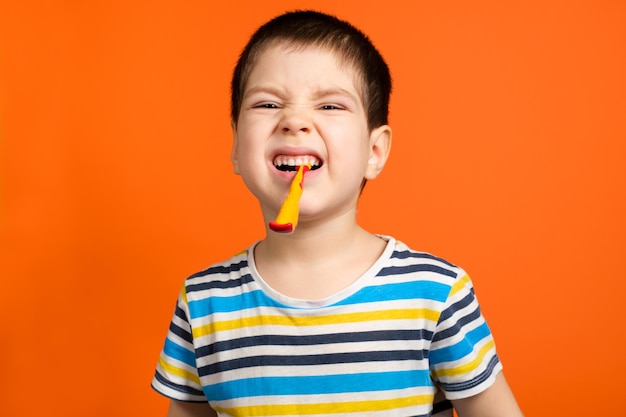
[196,329,433,357]
[187,260,249,280]
[432,303,481,343]
[169,322,193,344]
[170,306,193,343]
[378,264,458,278]
[186,273,254,293]
[438,355,501,392]
[393,249,458,268]
[199,350,428,376]
[153,370,205,397]
[174,304,188,321]
[439,289,476,324]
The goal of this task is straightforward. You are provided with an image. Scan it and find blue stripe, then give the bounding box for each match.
[336,280,451,306]
[429,321,492,364]
[203,370,433,401]
[163,338,197,368]
[188,289,285,317]
[189,279,451,317]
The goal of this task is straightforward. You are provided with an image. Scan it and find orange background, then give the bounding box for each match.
[1,1,624,416]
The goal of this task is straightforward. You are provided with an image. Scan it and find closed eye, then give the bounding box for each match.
[254,103,279,109]
[320,104,345,110]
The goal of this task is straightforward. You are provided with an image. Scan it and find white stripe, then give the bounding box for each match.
[200,360,431,384]
[196,339,429,364]
[212,385,436,408]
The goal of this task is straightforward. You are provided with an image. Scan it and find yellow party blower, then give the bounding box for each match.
[269,164,311,233]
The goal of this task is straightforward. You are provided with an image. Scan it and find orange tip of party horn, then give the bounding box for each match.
[269,164,310,233]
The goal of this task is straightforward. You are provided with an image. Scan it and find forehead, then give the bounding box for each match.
[245,43,365,97]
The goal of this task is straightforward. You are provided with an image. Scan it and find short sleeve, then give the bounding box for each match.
[151,285,207,402]
[429,272,503,400]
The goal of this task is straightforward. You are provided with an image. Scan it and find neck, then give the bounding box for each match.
[253,210,387,300]
[260,207,367,257]
[255,205,380,265]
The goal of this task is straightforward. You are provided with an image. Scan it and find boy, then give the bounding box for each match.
[152,10,524,417]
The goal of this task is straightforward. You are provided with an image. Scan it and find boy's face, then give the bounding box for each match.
[231,44,390,226]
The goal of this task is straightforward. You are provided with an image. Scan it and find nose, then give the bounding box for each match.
[279,109,312,134]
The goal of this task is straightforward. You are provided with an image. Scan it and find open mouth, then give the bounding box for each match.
[273,155,322,172]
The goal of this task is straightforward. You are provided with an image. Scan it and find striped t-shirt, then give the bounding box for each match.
[152,237,502,416]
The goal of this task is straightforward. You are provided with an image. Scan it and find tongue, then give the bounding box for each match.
[269,164,311,233]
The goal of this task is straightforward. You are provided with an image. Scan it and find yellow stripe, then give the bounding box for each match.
[433,339,496,378]
[181,282,189,305]
[449,274,471,296]
[158,357,201,385]
[193,308,440,338]
[214,394,434,416]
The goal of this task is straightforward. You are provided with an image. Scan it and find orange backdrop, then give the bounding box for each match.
[1,1,624,416]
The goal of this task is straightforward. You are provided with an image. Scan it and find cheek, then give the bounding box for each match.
[236,125,264,150]
[237,119,276,149]
[322,123,370,159]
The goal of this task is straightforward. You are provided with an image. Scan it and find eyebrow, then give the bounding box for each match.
[243,86,359,104]
[312,88,359,103]
[243,86,282,99]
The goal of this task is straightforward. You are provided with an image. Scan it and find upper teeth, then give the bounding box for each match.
[273,155,320,167]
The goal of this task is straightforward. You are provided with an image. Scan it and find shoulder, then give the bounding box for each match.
[386,237,466,284]
[366,237,473,310]
[390,242,481,316]
[182,245,254,302]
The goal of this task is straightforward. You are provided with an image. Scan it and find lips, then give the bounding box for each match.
[273,154,322,172]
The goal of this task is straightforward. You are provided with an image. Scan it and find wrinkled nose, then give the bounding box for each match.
[279,110,312,134]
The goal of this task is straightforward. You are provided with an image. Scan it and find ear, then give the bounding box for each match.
[230,120,241,175]
[365,124,392,180]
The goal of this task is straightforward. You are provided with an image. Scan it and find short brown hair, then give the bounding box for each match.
[231,10,392,131]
